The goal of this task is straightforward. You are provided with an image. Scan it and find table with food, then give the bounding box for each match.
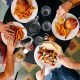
[1,0,80,79]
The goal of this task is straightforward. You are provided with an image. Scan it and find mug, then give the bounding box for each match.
[20,36,33,46]
[20,36,34,52]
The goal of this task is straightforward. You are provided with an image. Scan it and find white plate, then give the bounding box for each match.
[11,0,38,23]
[1,22,27,48]
[34,45,61,70]
[52,13,79,40]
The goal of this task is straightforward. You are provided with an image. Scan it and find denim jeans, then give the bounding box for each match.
[51,66,80,80]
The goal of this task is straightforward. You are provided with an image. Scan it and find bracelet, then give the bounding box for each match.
[68,0,74,6]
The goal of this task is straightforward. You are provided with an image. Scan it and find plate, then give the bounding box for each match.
[11,0,38,23]
[1,22,27,48]
[34,45,61,70]
[52,13,79,40]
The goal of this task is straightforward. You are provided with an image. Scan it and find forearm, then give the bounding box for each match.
[5,52,14,76]
[0,51,14,80]
[71,62,80,70]
[69,0,80,5]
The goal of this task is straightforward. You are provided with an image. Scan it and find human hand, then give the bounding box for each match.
[42,41,63,55]
[0,22,15,37]
[57,55,73,69]
[56,1,72,17]
[36,67,45,80]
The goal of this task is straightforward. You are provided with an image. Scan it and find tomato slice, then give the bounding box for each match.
[38,54,42,59]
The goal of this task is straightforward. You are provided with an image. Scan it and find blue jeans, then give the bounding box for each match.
[51,66,80,80]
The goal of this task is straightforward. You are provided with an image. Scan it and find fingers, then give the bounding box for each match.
[56,6,66,18]
[52,42,61,50]
[62,13,67,17]
[56,55,65,64]
[57,55,64,59]
[2,27,15,37]
[3,26,15,33]
[4,22,15,33]
[3,30,15,37]
[6,28,15,33]
[42,42,57,51]
[5,22,14,27]
[41,66,45,74]
[36,67,45,77]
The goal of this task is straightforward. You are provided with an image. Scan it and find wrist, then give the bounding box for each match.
[68,0,74,6]
[67,1,73,8]
[7,50,14,55]
[65,0,73,9]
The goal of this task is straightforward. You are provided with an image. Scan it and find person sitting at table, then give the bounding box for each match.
[0,22,16,80]
[56,0,80,37]
[0,22,15,65]
[56,0,80,69]
[56,0,80,18]
[0,35,17,80]
[36,42,80,80]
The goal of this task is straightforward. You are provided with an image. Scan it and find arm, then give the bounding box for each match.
[0,52,14,80]
[56,0,80,17]
[72,62,80,70]
[58,55,80,70]
[69,0,80,5]
[0,36,16,80]
[36,67,45,80]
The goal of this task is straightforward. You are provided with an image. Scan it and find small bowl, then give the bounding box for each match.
[58,17,65,24]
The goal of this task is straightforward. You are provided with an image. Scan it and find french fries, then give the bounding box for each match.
[55,22,71,38]
[15,27,24,41]
[11,25,24,41]
[14,0,35,19]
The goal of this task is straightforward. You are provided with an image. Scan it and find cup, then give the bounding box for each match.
[15,50,26,62]
[20,36,33,46]
[29,21,41,36]
[20,36,34,52]
[41,6,51,17]
[34,36,44,46]
[42,21,52,31]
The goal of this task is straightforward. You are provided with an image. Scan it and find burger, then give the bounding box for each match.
[65,18,78,30]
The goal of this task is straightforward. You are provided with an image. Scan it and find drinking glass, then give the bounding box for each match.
[15,49,26,62]
[34,36,44,46]
[42,21,52,31]
[41,6,51,17]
